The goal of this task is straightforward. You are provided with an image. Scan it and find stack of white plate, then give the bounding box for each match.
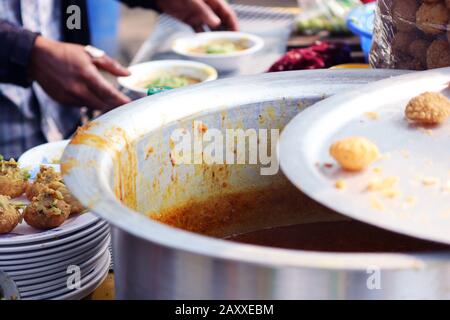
[0,141,111,300]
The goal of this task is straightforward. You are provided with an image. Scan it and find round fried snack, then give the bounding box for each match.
[48,181,84,215]
[0,195,21,234]
[392,32,417,55]
[416,2,449,35]
[26,166,62,201]
[405,92,450,124]
[330,137,380,172]
[408,38,430,65]
[24,187,70,230]
[427,39,450,69]
[0,158,29,198]
[392,0,419,32]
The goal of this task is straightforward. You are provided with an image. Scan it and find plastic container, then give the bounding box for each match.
[347,3,375,60]
[87,0,120,57]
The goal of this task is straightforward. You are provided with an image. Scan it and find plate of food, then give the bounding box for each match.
[172,31,264,71]
[0,140,99,245]
[118,60,218,99]
[279,67,450,246]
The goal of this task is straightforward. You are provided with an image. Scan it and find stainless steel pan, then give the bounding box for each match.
[62,69,450,299]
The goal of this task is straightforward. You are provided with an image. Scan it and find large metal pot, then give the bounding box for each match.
[62,70,450,299]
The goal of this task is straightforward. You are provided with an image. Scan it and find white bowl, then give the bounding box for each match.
[172,31,264,72]
[118,60,218,99]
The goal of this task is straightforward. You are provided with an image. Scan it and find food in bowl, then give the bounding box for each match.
[118,60,218,99]
[188,38,249,55]
[136,74,201,89]
[172,32,264,71]
[151,182,448,252]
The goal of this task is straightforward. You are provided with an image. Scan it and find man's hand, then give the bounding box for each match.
[29,36,131,111]
[156,0,239,32]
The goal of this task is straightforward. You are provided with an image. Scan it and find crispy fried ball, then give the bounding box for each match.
[23,187,70,230]
[405,92,450,124]
[416,2,449,35]
[330,137,380,172]
[409,38,430,65]
[392,32,417,55]
[26,166,61,201]
[48,181,84,215]
[427,39,450,68]
[0,195,21,234]
[393,0,419,32]
[0,158,29,198]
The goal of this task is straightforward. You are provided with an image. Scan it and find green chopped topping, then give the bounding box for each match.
[146,75,191,89]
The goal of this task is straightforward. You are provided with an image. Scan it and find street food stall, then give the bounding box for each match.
[1,1,450,301]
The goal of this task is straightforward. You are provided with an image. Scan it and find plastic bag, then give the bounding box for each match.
[296,0,361,35]
[370,0,450,70]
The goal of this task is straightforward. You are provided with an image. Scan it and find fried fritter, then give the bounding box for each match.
[405,91,450,124]
[0,195,21,234]
[409,38,430,65]
[392,32,417,55]
[416,2,448,35]
[48,181,84,215]
[427,39,450,69]
[26,165,62,201]
[23,187,70,230]
[392,0,419,32]
[0,158,29,198]
[330,137,380,172]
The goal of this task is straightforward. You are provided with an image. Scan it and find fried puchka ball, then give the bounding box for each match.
[47,181,84,215]
[409,38,430,66]
[24,187,70,230]
[0,157,30,198]
[0,195,22,234]
[330,137,380,172]
[392,0,419,32]
[416,2,449,35]
[427,39,450,69]
[405,92,450,124]
[392,32,417,55]
[26,165,61,201]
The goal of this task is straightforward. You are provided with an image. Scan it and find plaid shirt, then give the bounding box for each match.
[0,0,158,159]
[0,0,81,159]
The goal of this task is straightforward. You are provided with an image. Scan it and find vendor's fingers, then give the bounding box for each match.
[70,85,108,110]
[82,69,130,109]
[92,55,130,77]
[205,0,239,31]
[187,0,221,30]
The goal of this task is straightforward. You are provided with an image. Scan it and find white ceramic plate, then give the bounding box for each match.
[52,250,111,301]
[0,224,109,261]
[0,220,107,254]
[5,234,110,278]
[19,240,110,297]
[0,224,109,268]
[14,240,107,287]
[24,249,111,300]
[279,67,450,245]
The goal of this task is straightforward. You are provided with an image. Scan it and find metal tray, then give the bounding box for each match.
[280,67,450,245]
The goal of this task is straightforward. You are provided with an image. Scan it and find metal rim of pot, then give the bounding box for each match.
[62,69,450,271]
